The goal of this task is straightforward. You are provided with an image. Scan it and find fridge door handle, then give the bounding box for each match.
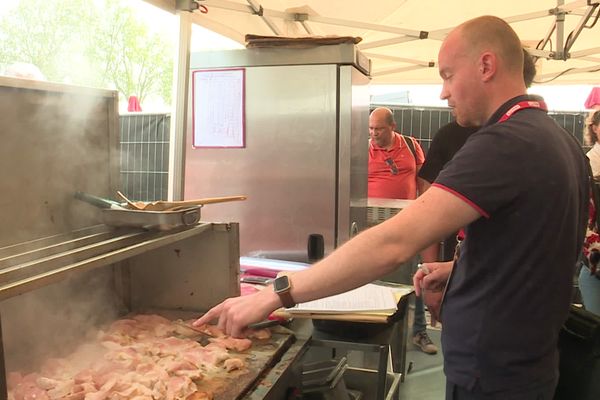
[350,221,359,237]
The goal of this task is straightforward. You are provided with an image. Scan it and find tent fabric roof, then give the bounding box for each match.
[149,0,600,85]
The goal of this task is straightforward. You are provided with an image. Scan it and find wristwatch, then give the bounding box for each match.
[273,275,296,308]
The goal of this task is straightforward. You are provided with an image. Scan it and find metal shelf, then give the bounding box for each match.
[344,367,401,400]
[0,223,212,301]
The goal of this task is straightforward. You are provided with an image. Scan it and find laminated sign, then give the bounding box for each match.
[192,68,245,148]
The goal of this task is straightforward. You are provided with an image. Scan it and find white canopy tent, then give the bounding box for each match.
[144,0,600,199]
[148,0,600,85]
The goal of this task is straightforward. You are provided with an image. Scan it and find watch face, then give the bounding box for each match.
[273,275,290,292]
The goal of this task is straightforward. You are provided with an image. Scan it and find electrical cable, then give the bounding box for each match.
[534,65,600,84]
[564,4,598,57]
[536,38,552,52]
[534,68,577,83]
[565,31,574,55]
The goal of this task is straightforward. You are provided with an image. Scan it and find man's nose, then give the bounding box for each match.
[440,84,449,100]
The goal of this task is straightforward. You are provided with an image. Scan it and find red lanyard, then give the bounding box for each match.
[498,100,548,123]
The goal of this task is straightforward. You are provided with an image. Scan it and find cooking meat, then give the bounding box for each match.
[191,323,225,338]
[223,358,245,372]
[7,314,265,400]
[186,392,212,400]
[190,322,254,351]
[165,375,196,400]
[9,373,50,400]
[247,328,272,340]
[208,336,252,352]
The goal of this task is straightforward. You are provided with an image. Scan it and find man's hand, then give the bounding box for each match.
[413,261,453,326]
[422,289,444,327]
[193,289,280,338]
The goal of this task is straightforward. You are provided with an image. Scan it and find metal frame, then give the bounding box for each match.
[146,0,600,82]
[309,293,411,400]
[169,10,193,201]
[0,224,213,301]
[141,0,600,200]
[528,0,600,61]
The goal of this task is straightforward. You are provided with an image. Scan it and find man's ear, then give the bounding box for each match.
[479,52,496,82]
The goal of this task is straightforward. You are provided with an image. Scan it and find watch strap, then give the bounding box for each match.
[278,290,295,309]
[274,275,296,308]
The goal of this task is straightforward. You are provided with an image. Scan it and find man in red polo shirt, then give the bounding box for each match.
[368,107,425,199]
[368,107,438,354]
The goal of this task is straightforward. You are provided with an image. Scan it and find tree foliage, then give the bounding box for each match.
[0,0,88,81]
[0,0,174,107]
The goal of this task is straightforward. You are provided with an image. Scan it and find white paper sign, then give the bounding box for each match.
[192,68,245,148]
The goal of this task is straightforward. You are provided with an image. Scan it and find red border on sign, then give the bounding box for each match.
[191,68,246,149]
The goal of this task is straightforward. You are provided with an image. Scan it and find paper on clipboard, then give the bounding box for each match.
[288,283,400,313]
[275,284,414,323]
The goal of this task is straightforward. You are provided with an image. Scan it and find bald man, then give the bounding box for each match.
[196,16,588,399]
[367,106,438,354]
[368,107,425,199]
[418,48,537,262]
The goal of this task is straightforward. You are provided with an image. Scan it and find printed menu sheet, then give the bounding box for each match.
[192,68,245,148]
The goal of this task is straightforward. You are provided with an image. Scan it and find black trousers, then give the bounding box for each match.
[445,378,557,400]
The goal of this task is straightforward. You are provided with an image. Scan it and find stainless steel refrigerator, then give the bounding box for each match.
[184,43,370,259]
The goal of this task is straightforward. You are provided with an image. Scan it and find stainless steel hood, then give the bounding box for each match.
[189,42,371,75]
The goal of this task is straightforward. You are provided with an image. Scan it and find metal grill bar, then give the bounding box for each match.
[0,230,118,269]
[0,223,212,301]
[0,226,107,259]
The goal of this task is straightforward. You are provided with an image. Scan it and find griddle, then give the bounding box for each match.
[147,310,297,400]
[197,327,296,400]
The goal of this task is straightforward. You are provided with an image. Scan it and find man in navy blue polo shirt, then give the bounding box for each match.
[412,16,589,398]
[196,15,588,400]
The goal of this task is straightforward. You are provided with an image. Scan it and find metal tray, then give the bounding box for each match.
[101,206,201,230]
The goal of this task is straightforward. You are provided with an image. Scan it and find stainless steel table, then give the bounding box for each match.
[308,292,413,400]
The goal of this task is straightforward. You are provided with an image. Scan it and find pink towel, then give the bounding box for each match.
[585,87,600,109]
[127,95,142,112]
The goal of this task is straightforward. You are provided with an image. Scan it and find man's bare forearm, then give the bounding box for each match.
[420,242,440,263]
